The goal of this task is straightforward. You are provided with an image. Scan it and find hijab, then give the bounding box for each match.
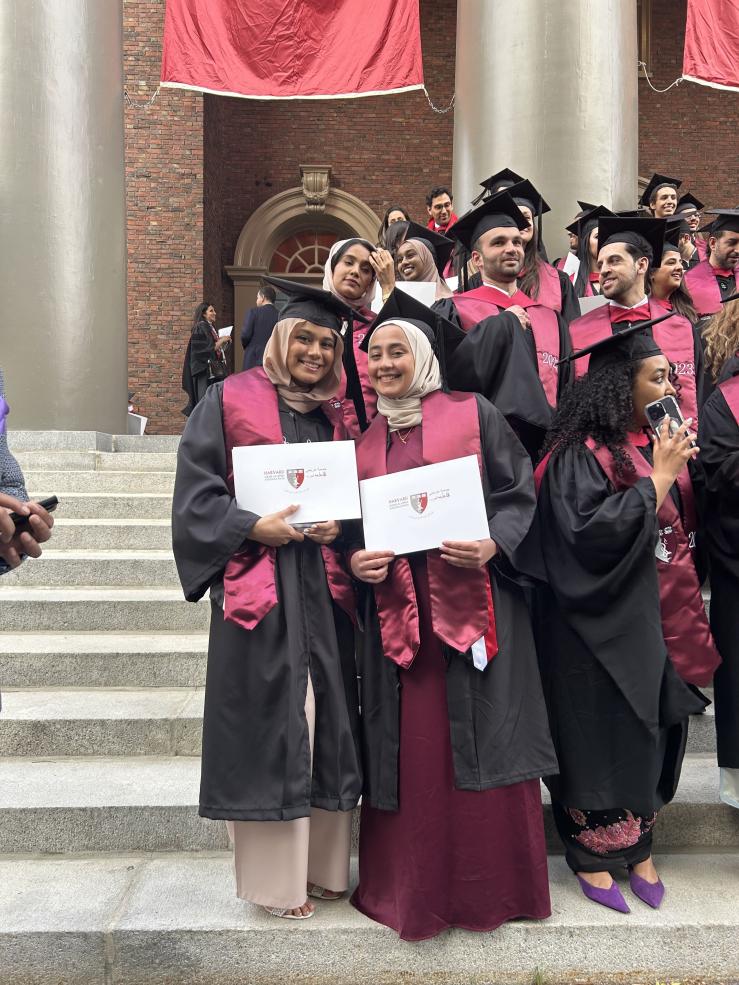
[372,319,442,430]
[323,238,377,311]
[399,238,453,300]
[262,318,344,414]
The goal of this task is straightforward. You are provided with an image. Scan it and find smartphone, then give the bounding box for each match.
[9,496,59,530]
[644,397,696,447]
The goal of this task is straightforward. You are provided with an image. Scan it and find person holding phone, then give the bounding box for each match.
[532,321,718,913]
[348,290,557,941]
[172,281,364,921]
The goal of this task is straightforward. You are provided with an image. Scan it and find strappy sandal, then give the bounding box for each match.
[307,884,343,901]
[262,904,315,920]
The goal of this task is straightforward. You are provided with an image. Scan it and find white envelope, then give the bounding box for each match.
[232,440,361,525]
[395,281,437,307]
[360,455,489,555]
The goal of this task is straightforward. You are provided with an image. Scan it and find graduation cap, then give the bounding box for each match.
[640,173,682,208]
[263,276,369,331]
[596,216,666,262]
[470,167,525,205]
[397,221,455,275]
[566,205,614,237]
[662,217,690,254]
[445,192,528,252]
[577,200,598,212]
[705,208,739,234]
[508,179,551,217]
[559,311,675,375]
[675,193,704,215]
[359,288,465,391]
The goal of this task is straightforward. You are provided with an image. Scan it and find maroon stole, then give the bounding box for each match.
[695,237,708,262]
[452,285,561,407]
[569,300,699,422]
[531,262,563,313]
[719,375,739,424]
[220,368,356,631]
[355,390,497,670]
[685,260,739,316]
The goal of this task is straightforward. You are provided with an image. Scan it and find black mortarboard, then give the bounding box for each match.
[705,208,739,234]
[663,217,690,253]
[675,193,704,214]
[263,276,368,331]
[560,312,675,375]
[508,179,551,217]
[577,200,598,212]
[470,167,526,205]
[359,288,465,390]
[616,210,643,218]
[565,205,614,237]
[399,221,455,275]
[597,216,666,262]
[640,173,682,208]
[445,192,528,251]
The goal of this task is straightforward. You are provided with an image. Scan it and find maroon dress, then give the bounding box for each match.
[351,428,550,941]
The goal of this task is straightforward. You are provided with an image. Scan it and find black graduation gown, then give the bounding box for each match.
[172,383,362,821]
[533,444,706,816]
[444,310,555,460]
[698,372,739,767]
[356,394,558,810]
[181,321,217,417]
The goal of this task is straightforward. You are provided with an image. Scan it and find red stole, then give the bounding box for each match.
[355,390,497,670]
[571,303,650,375]
[585,433,720,687]
[220,368,356,631]
[647,297,698,423]
[719,375,739,425]
[530,262,563,313]
[685,260,739,316]
[695,237,708,262]
[452,285,561,407]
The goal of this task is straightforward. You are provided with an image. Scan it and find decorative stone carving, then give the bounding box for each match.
[300,165,332,213]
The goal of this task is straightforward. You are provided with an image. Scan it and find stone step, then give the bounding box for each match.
[0,550,178,587]
[0,688,204,756]
[0,588,208,632]
[0,633,207,687]
[25,491,173,520]
[0,755,733,855]
[23,470,175,493]
[8,431,180,453]
[0,688,716,760]
[39,518,172,551]
[1,852,738,985]
[14,450,177,472]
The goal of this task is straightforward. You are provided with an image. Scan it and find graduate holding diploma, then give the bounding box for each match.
[348,290,557,941]
[172,281,364,921]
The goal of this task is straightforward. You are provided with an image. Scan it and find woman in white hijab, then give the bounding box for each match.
[347,294,556,942]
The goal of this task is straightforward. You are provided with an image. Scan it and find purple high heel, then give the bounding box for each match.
[576,874,630,913]
[628,870,665,909]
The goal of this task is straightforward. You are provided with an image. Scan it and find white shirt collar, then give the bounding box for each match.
[609,294,648,311]
[481,279,517,298]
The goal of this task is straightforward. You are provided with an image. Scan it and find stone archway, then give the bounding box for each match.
[226,183,380,367]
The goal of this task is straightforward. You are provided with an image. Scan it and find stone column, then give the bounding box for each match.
[453,0,638,258]
[0,1,128,432]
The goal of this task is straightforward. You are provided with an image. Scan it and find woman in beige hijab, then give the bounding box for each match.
[172,280,363,922]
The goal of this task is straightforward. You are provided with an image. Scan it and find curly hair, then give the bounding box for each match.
[702,303,739,382]
[541,360,640,477]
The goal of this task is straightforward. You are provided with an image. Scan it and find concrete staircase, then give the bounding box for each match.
[1,431,738,985]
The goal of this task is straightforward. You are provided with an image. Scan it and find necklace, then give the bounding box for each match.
[395,426,416,444]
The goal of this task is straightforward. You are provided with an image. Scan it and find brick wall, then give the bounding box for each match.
[123,0,203,434]
[123,0,737,433]
[638,0,739,208]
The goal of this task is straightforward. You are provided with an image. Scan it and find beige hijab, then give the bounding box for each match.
[262,318,344,414]
[373,319,442,431]
[399,238,453,300]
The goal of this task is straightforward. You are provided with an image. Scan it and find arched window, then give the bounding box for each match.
[269,231,337,276]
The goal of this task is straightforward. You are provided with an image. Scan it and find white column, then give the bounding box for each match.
[453,0,638,257]
[0,1,128,432]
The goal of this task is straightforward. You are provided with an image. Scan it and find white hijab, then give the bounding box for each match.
[322,239,377,311]
[372,319,442,431]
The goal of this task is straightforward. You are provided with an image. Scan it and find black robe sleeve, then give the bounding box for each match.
[172,383,260,602]
[189,321,216,377]
[557,268,581,327]
[698,378,739,578]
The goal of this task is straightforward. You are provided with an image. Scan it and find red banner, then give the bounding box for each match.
[683,0,739,92]
[161,0,424,100]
